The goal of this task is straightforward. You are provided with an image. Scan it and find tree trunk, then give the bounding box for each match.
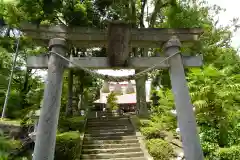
[65,70,73,116]
[139,0,147,27]
[20,69,32,109]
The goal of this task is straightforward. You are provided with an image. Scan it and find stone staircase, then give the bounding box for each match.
[81,114,147,160]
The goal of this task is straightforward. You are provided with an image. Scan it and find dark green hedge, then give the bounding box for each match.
[0,135,27,159]
[141,127,167,139]
[0,136,20,152]
[55,131,81,160]
[58,116,85,133]
[146,139,174,160]
[216,146,240,160]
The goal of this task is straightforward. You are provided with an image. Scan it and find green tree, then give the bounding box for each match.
[107,92,118,111]
[188,66,240,147]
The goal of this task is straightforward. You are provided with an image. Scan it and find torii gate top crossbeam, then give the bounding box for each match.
[19,23,203,48]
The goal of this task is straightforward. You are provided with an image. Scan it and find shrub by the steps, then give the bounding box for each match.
[201,141,219,158]
[146,139,174,160]
[0,135,23,159]
[0,135,20,151]
[55,131,81,160]
[141,127,168,139]
[215,146,240,160]
[130,115,151,130]
[58,116,85,132]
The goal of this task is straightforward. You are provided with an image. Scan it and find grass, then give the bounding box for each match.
[0,118,21,126]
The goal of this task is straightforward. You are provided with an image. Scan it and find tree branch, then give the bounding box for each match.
[150,0,174,27]
[131,0,137,27]
[13,78,21,84]
[56,16,67,26]
[139,0,147,28]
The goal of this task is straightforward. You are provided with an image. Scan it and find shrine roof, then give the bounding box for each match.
[94,93,150,104]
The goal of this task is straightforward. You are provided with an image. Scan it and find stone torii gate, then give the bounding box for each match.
[20,22,204,160]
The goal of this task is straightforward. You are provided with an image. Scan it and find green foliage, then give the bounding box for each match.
[148,0,240,157]
[58,116,85,133]
[1,91,22,118]
[216,146,240,160]
[149,89,177,132]
[205,145,240,160]
[106,92,118,111]
[1,0,240,159]
[55,131,81,160]
[188,66,240,147]
[0,135,20,151]
[201,141,219,158]
[0,135,21,159]
[0,118,21,126]
[151,89,174,114]
[146,139,174,160]
[141,127,165,139]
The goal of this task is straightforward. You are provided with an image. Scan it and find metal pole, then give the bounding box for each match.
[1,37,20,119]
[163,36,204,160]
[33,38,67,160]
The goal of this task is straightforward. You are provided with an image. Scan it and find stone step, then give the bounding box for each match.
[86,125,133,131]
[85,129,135,135]
[87,117,129,122]
[81,152,144,159]
[83,143,140,149]
[88,113,123,118]
[83,139,139,145]
[87,121,130,126]
[82,158,146,160]
[86,127,134,132]
[83,147,142,154]
[88,120,129,123]
[84,135,137,140]
[85,132,135,137]
[87,117,129,121]
[87,122,131,127]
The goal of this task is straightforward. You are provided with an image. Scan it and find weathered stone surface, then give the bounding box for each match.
[107,21,130,67]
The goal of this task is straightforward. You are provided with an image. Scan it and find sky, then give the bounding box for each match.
[207,0,240,49]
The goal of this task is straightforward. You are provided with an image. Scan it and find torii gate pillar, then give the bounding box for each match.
[33,38,67,160]
[164,37,204,160]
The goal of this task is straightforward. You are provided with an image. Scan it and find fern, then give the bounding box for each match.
[187,65,240,147]
[193,100,208,108]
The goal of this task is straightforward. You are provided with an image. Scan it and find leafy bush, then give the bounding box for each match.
[201,141,219,158]
[140,115,175,139]
[146,139,174,160]
[55,131,81,160]
[188,66,240,147]
[58,116,85,133]
[216,146,240,160]
[106,92,118,110]
[199,127,219,144]
[140,119,151,127]
[151,114,177,132]
[141,127,167,139]
[0,118,21,126]
[0,92,22,119]
[0,135,20,152]
[0,135,21,159]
